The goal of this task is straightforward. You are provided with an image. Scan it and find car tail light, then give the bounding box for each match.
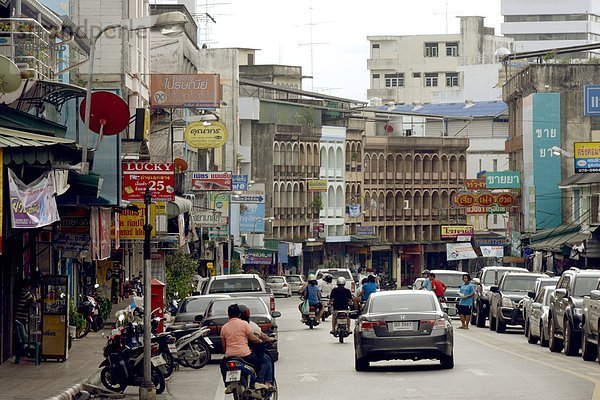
[258,323,272,332]
[360,320,385,331]
[420,319,446,330]
[270,295,275,314]
[151,343,159,352]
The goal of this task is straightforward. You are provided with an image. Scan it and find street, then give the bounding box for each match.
[157,296,599,400]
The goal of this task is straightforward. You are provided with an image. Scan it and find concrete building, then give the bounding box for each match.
[367,16,512,105]
[501,0,600,57]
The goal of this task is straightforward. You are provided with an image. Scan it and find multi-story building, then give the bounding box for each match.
[501,0,600,58]
[367,16,512,105]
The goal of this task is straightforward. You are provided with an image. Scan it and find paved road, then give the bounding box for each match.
[159,296,599,400]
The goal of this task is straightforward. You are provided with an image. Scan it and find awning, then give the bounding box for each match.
[234,246,277,254]
[351,235,379,242]
[0,126,74,148]
[528,224,590,252]
[167,196,193,218]
[559,173,600,188]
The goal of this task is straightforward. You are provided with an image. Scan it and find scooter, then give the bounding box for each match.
[223,342,277,400]
[330,310,355,343]
[155,316,213,370]
[304,305,320,329]
[77,294,104,339]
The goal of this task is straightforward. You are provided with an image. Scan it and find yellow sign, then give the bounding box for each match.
[111,202,156,239]
[308,179,327,192]
[574,142,600,158]
[441,225,474,239]
[42,314,67,358]
[184,121,228,149]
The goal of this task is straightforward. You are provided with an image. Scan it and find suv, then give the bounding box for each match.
[489,272,545,333]
[315,268,355,292]
[472,266,528,328]
[581,278,600,361]
[428,270,466,309]
[548,268,600,356]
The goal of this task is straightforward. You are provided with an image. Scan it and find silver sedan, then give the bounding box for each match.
[526,286,555,347]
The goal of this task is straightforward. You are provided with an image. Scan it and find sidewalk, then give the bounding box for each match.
[0,298,132,400]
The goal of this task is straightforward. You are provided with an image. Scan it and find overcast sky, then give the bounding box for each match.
[198,0,503,101]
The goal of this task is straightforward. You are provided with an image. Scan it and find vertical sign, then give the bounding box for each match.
[584,85,600,116]
[209,193,230,238]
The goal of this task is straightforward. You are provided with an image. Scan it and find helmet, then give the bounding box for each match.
[308,274,317,281]
[324,274,333,283]
[422,269,430,275]
[337,277,346,286]
[238,304,251,322]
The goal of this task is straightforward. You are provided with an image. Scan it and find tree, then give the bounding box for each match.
[165,251,198,301]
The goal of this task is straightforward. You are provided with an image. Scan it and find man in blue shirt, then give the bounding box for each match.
[359,275,378,304]
[419,270,432,291]
[458,273,475,329]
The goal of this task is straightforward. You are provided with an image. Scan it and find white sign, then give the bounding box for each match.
[481,246,504,258]
[446,243,478,261]
[191,210,222,227]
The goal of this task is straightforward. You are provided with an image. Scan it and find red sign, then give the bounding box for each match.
[453,193,475,207]
[496,193,515,207]
[477,193,495,207]
[454,192,516,208]
[465,179,486,190]
[122,162,175,201]
[191,172,232,191]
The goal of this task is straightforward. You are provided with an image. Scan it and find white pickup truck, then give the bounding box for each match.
[198,274,276,315]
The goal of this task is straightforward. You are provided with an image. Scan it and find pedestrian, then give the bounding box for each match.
[14,279,35,328]
[458,273,475,329]
[420,270,432,290]
[428,272,447,300]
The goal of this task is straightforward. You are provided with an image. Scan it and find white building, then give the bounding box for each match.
[501,0,600,57]
[367,16,513,105]
[319,127,346,237]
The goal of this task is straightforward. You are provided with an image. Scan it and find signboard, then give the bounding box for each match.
[356,225,376,236]
[485,171,521,189]
[232,175,249,191]
[243,250,273,265]
[122,162,175,202]
[313,223,325,232]
[240,203,266,233]
[191,210,221,227]
[308,179,327,192]
[8,169,59,229]
[453,193,515,208]
[53,233,91,253]
[446,243,478,261]
[474,236,507,247]
[150,73,221,108]
[208,193,229,238]
[184,121,228,149]
[41,275,69,360]
[466,205,508,215]
[464,179,486,190]
[574,142,600,173]
[232,194,265,203]
[111,202,156,239]
[584,85,600,116]
[348,204,361,217]
[191,172,232,191]
[441,225,474,239]
[480,246,504,258]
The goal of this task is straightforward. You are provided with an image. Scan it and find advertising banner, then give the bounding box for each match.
[8,169,59,229]
[453,192,514,208]
[446,243,478,261]
[485,171,521,189]
[111,202,156,240]
[464,179,486,190]
[191,210,222,227]
[480,246,504,258]
[278,242,289,264]
[232,175,249,191]
[574,142,600,173]
[54,233,91,254]
[122,162,175,202]
[243,249,273,265]
[308,179,327,192]
[348,203,361,217]
[356,225,376,236]
[441,225,474,239]
[191,172,232,191]
[240,203,266,233]
[150,74,221,108]
[184,121,228,149]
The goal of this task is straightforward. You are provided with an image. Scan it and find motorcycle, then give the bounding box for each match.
[223,342,277,400]
[321,297,331,321]
[304,305,320,329]
[99,327,167,394]
[330,310,355,343]
[153,315,212,371]
[76,294,104,339]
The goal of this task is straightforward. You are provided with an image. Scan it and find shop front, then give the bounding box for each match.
[396,244,424,287]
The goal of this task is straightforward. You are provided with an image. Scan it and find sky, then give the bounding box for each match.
[197,0,503,101]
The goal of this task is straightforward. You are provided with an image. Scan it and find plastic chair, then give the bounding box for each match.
[14,320,41,365]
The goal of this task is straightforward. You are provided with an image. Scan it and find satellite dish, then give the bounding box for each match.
[174,158,188,172]
[79,91,130,136]
[0,56,23,94]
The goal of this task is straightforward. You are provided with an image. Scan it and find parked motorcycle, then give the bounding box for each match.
[330,310,354,343]
[153,315,212,371]
[223,342,277,400]
[77,294,104,339]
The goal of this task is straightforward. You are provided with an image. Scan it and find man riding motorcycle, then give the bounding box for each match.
[299,274,325,322]
[329,277,354,334]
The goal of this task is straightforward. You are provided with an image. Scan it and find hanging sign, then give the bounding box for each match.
[308,180,327,192]
[446,242,478,261]
[453,192,515,208]
[184,121,228,149]
[480,246,504,258]
[464,179,486,190]
[122,162,175,201]
[441,225,474,239]
[485,171,521,189]
[8,169,59,229]
[191,171,232,191]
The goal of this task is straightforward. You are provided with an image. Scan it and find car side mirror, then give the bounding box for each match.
[590,290,600,301]
[271,311,281,318]
[194,314,204,322]
[472,278,480,285]
[490,285,499,293]
[554,288,567,299]
[532,303,542,310]
[527,291,536,299]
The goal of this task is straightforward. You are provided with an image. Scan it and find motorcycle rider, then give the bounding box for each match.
[329,277,354,335]
[419,269,432,290]
[355,274,378,311]
[220,304,268,393]
[300,274,325,322]
[318,274,334,299]
[238,304,277,391]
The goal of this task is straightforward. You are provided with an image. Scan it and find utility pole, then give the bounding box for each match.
[140,186,155,400]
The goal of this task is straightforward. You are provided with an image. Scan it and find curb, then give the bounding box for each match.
[42,370,103,400]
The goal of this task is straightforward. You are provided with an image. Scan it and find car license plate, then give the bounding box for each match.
[168,344,177,353]
[391,321,414,331]
[151,355,166,367]
[225,370,241,383]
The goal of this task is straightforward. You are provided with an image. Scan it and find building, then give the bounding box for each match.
[367,16,512,105]
[501,0,600,58]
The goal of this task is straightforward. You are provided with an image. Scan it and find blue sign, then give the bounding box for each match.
[234,195,264,203]
[240,203,266,233]
[232,175,248,191]
[584,86,600,116]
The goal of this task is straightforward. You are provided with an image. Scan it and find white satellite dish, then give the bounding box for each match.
[0,56,23,94]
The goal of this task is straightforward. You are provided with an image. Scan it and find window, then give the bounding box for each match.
[425,42,438,57]
[412,72,421,78]
[373,74,380,79]
[493,159,498,172]
[425,73,438,87]
[385,73,404,87]
[445,72,459,87]
[446,42,459,56]
[372,43,380,49]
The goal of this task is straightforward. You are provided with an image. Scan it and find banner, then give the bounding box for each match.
[243,250,273,265]
[111,202,156,239]
[480,246,504,258]
[208,193,229,238]
[446,243,478,261]
[348,203,361,218]
[191,172,232,191]
[91,207,112,260]
[356,225,376,236]
[240,203,266,233]
[8,169,59,229]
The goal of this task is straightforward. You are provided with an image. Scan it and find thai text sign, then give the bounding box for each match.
[356,225,376,236]
[209,193,229,238]
[191,171,232,191]
[243,250,273,265]
[441,225,473,239]
[191,210,222,227]
[184,121,228,149]
[453,193,515,208]
[464,179,486,190]
[485,171,521,188]
[150,74,221,108]
[481,246,504,258]
[466,205,508,215]
[308,179,327,192]
[574,142,600,173]
[446,242,478,261]
[122,162,175,202]
[8,169,59,229]
[232,175,248,191]
[111,203,156,239]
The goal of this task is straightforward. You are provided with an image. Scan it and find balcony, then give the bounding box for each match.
[0,18,54,80]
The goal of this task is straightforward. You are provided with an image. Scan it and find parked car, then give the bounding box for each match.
[489,272,545,333]
[526,286,555,347]
[286,274,305,294]
[428,269,465,309]
[548,268,600,356]
[581,277,600,361]
[353,290,456,371]
[409,277,426,290]
[172,294,230,325]
[198,274,276,315]
[471,266,528,328]
[266,276,292,297]
[521,276,559,337]
[200,296,281,361]
[316,268,356,292]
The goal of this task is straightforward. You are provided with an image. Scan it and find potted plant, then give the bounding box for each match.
[68,298,85,340]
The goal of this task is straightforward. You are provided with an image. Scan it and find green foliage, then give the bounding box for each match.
[96,296,112,321]
[69,298,85,330]
[543,51,556,62]
[311,193,324,210]
[230,259,243,274]
[166,251,198,301]
[294,107,316,126]
[247,268,261,276]
[587,57,600,65]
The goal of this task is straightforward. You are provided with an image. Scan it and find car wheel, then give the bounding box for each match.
[496,312,507,334]
[548,316,563,353]
[476,304,486,328]
[564,319,579,356]
[527,320,538,344]
[540,322,549,347]
[354,354,369,371]
[489,313,497,331]
[582,331,597,361]
[440,353,454,369]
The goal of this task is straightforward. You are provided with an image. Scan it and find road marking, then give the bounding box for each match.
[465,368,491,376]
[297,373,319,382]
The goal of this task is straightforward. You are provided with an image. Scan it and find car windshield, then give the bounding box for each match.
[543,289,554,306]
[208,278,263,293]
[287,276,302,283]
[369,294,436,313]
[179,297,215,313]
[435,273,464,288]
[267,277,284,283]
[482,269,518,285]
[573,276,600,297]
[320,270,352,280]
[209,299,267,316]
[503,276,539,292]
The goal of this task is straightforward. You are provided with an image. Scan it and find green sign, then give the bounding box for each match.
[485,171,521,189]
